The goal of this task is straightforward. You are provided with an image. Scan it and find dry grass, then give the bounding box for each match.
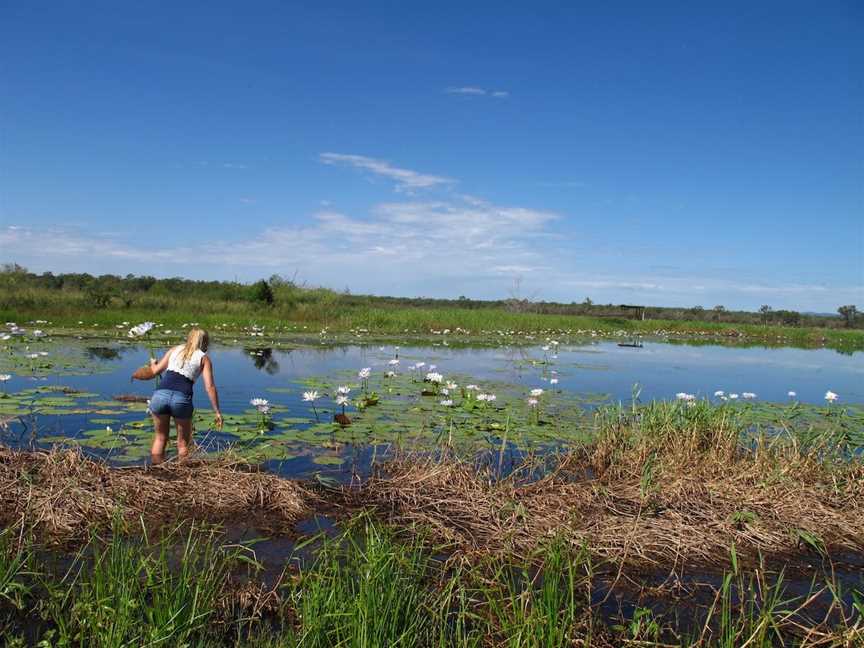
[353,445,864,568]
[1,437,862,572]
[0,447,318,543]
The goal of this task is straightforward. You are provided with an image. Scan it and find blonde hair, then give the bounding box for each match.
[179,328,209,363]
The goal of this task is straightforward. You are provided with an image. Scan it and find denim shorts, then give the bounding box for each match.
[150,389,194,419]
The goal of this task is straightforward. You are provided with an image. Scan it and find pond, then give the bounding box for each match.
[1,337,862,478]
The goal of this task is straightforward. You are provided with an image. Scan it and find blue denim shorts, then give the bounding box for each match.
[150,389,194,419]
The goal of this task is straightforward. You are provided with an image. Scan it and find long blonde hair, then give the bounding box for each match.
[179,328,209,363]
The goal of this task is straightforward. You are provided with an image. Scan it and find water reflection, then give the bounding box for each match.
[245,348,281,375]
[85,346,127,361]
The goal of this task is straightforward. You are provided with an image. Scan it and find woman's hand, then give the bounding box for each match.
[214,411,224,430]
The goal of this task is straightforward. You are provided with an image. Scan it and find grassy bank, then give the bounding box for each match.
[3,277,863,351]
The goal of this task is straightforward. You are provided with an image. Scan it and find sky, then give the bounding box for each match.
[1,1,862,311]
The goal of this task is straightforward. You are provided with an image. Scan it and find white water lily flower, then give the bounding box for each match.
[742,392,756,400]
[0,374,10,382]
[426,372,443,384]
[465,384,479,391]
[337,386,351,395]
[385,371,396,378]
[825,391,838,402]
[358,367,371,379]
[675,393,696,402]
[26,353,40,360]
[250,398,269,408]
[335,395,349,406]
[439,399,453,407]
[33,330,45,337]
[258,404,271,415]
[729,394,739,400]
[530,388,544,397]
[388,358,400,366]
[541,345,550,352]
[550,378,559,385]
[303,391,319,402]
[477,393,497,402]
[714,390,725,397]
[787,391,796,398]
[527,398,538,407]
[445,381,458,390]
[39,351,48,356]
[415,362,426,369]
[441,388,449,396]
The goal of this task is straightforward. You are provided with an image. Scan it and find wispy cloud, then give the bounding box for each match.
[445,86,509,98]
[5,217,861,310]
[319,153,455,192]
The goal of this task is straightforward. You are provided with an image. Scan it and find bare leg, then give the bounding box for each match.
[175,418,194,459]
[151,414,171,464]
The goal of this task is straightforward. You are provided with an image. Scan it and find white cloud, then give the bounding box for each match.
[4,219,861,310]
[445,87,509,98]
[319,153,454,192]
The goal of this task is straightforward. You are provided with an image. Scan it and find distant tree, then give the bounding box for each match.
[250,279,275,306]
[712,305,726,322]
[838,305,858,328]
[1,262,27,274]
[583,297,593,306]
[759,305,772,324]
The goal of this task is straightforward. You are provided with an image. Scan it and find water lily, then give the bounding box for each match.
[714,390,725,397]
[387,358,400,366]
[465,384,479,391]
[477,393,496,402]
[250,397,269,408]
[445,381,458,390]
[729,393,739,400]
[825,391,838,403]
[358,367,371,379]
[0,373,10,394]
[550,378,559,385]
[439,399,453,407]
[675,392,696,402]
[385,370,396,378]
[530,388,544,397]
[787,391,797,398]
[742,392,757,400]
[426,372,443,384]
[527,397,538,407]
[303,391,319,402]
[337,386,351,396]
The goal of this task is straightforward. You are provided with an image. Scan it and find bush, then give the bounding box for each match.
[250,280,275,306]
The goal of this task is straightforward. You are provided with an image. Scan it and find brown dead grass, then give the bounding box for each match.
[0,446,318,543]
[354,449,864,567]
[1,442,862,571]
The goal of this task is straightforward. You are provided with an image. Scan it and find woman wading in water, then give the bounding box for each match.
[141,328,223,462]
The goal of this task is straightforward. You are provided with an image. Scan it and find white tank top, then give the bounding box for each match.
[167,346,205,382]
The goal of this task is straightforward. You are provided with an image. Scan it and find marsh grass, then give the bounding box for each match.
[0,515,861,646]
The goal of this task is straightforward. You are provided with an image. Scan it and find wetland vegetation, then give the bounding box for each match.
[0,312,862,645]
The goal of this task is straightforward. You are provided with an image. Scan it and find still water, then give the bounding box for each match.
[2,339,861,477]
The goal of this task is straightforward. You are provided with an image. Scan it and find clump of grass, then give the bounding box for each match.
[40,521,248,647]
[288,516,434,647]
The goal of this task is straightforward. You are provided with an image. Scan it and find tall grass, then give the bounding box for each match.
[0,516,862,646]
[36,522,248,647]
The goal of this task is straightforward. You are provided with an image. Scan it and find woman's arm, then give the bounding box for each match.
[201,355,223,429]
[149,347,175,375]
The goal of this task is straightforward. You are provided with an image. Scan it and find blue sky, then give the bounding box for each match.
[1,1,861,311]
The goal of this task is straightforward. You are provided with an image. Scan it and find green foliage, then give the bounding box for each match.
[250,279,275,306]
